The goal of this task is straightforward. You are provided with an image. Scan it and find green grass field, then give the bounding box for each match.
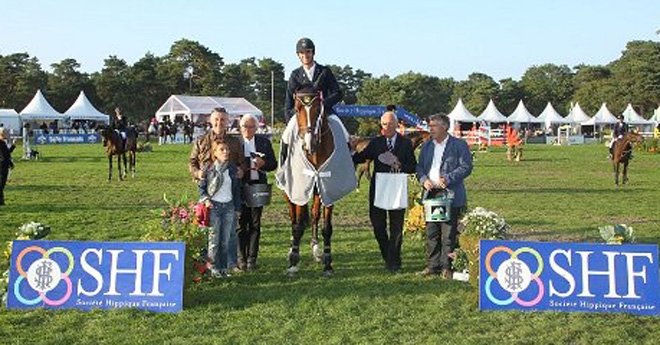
[1,142,659,344]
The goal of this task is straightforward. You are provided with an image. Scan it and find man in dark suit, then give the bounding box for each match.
[236,114,277,271]
[353,111,417,273]
[284,37,343,122]
[416,113,473,279]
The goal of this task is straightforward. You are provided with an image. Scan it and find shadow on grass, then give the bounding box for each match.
[39,156,105,163]
[487,187,654,194]
[185,267,470,310]
[184,246,453,310]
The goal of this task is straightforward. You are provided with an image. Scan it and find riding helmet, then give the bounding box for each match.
[296,38,315,53]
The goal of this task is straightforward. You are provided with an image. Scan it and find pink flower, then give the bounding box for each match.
[179,209,190,221]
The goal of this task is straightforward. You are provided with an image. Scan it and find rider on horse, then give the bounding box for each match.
[112,107,128,150]
[609,115,630,159]
[282,37,350,162]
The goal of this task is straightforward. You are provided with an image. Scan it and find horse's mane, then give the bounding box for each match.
[295,84,317,95]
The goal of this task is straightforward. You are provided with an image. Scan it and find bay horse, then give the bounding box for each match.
[100,125,137,181]
[611,132,643,187]
[353,130,429,190]
[183,122,194,144]
[280,87,349,277]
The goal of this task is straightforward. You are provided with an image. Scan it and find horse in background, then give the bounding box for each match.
[183,122,194,144]
[611,132,643,187]
[353,130,429,190]
[100,125,138,181]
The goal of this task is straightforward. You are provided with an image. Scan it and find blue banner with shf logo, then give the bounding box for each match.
[33,133,101,145]
[480,240,660,315]
[7,240,185,313]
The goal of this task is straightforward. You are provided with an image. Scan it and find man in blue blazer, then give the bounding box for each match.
[416,113,473,278]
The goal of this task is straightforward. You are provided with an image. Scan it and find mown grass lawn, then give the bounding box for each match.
[1,141,659,344]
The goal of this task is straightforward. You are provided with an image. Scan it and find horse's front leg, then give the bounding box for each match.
[287,202,308,275]
[613,162,619,186]
[310,194,322,263]
[623,161,629,185]
[121,153,128,179]
[322,204,334,276]
[116,154,124,181]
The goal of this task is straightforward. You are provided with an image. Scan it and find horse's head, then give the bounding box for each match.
[626,132,644,144]
[406,130,430,150]
[294,86,325,154]
[99,125,111,147]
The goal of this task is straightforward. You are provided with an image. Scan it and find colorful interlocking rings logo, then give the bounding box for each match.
[13,246,74,306]
[484,246,544,307]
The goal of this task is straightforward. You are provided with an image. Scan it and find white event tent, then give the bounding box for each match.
[621,103,652,125]
[20,90,64,122]
[565,103,591,124]
[652,106,660,125]
[447,98,478,133]
[64,91,110,124]
[563,103,592,135]
[0,109,21,134]
[507,100,542,124]
[583,103,617,126]
[478,99,508,123]
[155,95,263,124]
[537,102,569,129]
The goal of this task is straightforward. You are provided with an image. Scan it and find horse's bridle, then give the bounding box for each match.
[295,92,326,153]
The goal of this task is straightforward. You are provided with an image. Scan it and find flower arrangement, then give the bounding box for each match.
[137,141,152,152]
[460,207,510,240]
[599,224,634,244]
[404,176,425,239]
[448,248,469,272]
[458,207,510,295]
[142,194,211,285]
[1,222,51,304]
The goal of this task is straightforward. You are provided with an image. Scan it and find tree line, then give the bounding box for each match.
[1,39,659,134]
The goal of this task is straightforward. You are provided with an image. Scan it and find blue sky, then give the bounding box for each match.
[1,1,658,81]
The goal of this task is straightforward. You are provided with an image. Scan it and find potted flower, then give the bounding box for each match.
[142,194,210,290]
[1,222,51,304]
[599,224,634,244]
[458,207,510,291]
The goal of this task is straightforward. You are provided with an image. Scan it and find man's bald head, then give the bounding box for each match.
[380,111,398,138]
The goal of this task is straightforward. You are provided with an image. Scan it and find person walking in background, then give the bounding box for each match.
[0,127,16,206]
[236,114,277,271]
[416,113,473,279]
[198,141,242,278]
[352,111,417,273]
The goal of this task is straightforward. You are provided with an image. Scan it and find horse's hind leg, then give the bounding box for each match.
[131,151,136,178]
[321,205,334,276]
[108,156,113,181]
[310,194,322,263]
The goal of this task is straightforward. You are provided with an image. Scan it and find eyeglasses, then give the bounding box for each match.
[241,125,257,129]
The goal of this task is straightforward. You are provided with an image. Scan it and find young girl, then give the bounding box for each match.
[199,141,242,278]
